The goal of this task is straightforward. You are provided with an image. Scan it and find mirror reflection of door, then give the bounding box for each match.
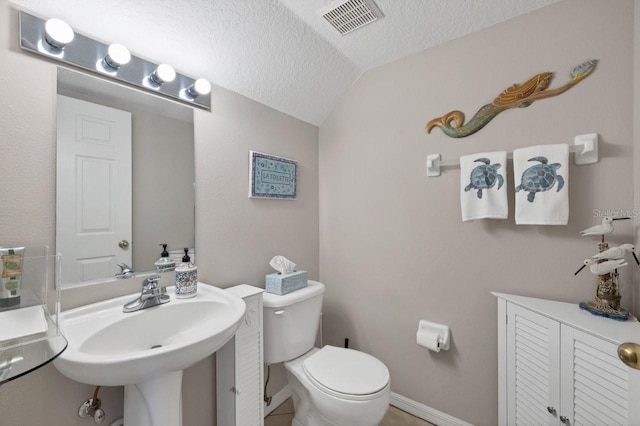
[56,95,132,285]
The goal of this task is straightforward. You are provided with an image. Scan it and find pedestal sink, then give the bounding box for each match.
[53,283,246,426]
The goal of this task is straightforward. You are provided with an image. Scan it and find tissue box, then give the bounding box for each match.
[265,271,308,295]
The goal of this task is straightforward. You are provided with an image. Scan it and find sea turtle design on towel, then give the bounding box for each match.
[515,156,564,202]
[464,158,504,199]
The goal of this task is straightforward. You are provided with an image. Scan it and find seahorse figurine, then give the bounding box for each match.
[426,60,598,138]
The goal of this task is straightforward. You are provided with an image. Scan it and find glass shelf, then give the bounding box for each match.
[0,246,67,385]
[0,315,67,385]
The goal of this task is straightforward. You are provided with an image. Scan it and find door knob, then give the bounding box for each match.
[618,342,640,369]
[118,240,130,249]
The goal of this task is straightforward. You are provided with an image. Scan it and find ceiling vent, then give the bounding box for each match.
[319,0,383,35]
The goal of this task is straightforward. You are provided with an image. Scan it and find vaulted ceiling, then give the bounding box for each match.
[11,0,561,125]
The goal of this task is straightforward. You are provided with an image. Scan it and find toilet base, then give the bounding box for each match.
[285,347,390,426]
[290,391,336,426]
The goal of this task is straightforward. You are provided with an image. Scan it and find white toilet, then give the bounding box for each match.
[263,280,390,426]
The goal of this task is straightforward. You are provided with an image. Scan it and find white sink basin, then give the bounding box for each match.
[53,283,246,426]
[55,283,245,386]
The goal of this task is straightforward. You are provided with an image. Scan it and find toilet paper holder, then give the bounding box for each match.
[416,320,450,351]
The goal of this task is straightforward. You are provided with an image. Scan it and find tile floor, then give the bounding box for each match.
[265,398,436,426]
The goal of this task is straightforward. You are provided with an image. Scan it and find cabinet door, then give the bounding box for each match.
[507,304,561,425]
[216,292,264,426]
[561,326,640,426]
[235,296,264,426]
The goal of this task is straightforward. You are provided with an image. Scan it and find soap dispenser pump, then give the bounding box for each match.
[154,243,176,272]
[182,248,191,264]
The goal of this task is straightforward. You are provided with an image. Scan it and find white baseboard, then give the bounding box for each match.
[390,392,474,426]
[264,385,292,417]
[263,386,472,426]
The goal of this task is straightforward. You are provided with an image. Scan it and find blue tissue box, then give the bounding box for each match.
[265,271,308,295]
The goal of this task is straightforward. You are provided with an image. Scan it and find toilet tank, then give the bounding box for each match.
[263,280,325,364]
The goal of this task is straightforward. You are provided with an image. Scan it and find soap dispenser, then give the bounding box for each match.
[154,244,176,272]
[175,248,197,298]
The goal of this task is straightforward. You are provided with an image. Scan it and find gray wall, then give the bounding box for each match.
[319,1,634,425]
[0,1,319,424]
[194,87,320,288]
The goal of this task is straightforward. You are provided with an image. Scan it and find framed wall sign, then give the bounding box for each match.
[249,151,298,199]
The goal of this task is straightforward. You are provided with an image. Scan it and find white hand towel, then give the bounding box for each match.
[514,144,569,225]
[460,151,508,221]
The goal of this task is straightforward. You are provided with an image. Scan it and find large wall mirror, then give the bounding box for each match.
[56,68,195,288]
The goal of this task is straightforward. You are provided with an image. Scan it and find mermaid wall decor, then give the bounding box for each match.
[426,60,598,138]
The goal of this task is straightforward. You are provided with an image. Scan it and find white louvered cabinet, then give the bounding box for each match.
[495,293,640,426]
[217,285,264,426]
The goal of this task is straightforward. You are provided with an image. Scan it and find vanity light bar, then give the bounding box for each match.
[19,11,211,110]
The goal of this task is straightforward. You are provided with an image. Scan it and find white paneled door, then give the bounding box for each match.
[56,95,132,285]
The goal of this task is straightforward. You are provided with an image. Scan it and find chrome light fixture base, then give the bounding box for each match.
[19,11,211,110]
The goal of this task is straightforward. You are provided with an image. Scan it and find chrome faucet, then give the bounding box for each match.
[123,275,170,313]
[116,263,135,279]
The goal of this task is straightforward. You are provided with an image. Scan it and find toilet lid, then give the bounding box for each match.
[303,346,389,396]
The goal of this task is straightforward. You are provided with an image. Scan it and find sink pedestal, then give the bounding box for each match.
[124,371,183,426]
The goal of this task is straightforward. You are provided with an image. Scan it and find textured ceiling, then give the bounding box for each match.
[10,0,560,125]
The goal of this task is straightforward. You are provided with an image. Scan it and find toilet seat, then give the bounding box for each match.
[302,346,389,401]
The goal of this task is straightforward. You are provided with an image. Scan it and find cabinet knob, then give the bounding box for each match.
[560,415,569,424]
[547,406,556,415]
[618,342,640,369]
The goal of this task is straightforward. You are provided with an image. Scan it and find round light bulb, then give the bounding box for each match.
[104,43,131,68]
[151,64,176,85]
[44,18,74,49]
[187,78,211,98]
[193,78,211,95]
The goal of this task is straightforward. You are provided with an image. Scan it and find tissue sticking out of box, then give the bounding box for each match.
[270,255,296,275]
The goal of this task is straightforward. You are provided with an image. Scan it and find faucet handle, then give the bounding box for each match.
[142,275,162,290]
[118,263,132,272]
